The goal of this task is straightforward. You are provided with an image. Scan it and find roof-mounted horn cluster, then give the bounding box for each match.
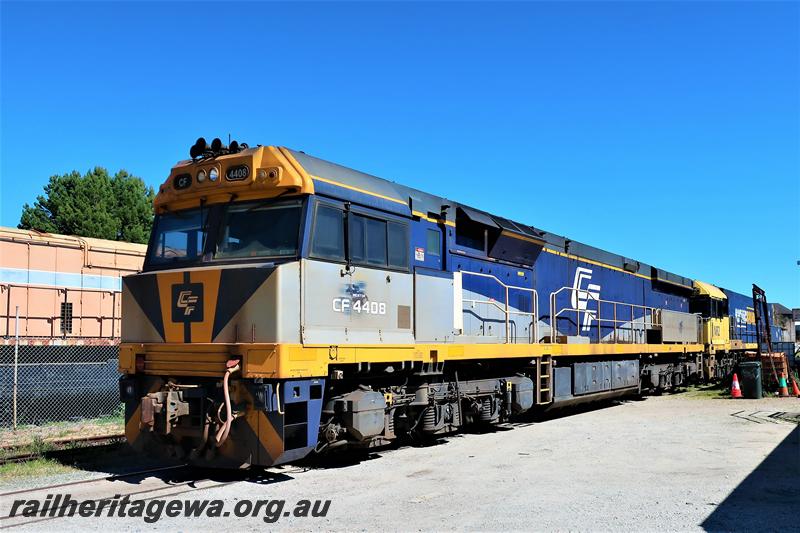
[189,137,249,160]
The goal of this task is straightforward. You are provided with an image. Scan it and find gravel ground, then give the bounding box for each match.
[2,394,798,532]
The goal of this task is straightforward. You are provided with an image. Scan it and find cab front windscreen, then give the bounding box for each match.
[146,198,303,269]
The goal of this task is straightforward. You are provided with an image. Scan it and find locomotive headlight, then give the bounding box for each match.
[197,169,207,182]
[209,168,219,182]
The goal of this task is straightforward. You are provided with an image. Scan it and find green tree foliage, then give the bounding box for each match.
[18,167,155,243]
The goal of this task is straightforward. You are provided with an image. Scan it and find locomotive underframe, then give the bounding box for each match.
[121,349,731,468]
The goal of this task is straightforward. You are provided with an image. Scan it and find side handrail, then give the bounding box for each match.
[459,270,538,344]
[729,318,758,343]
[549,286,662,344]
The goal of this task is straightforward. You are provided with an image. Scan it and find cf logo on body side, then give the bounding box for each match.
[171,283,204,322]
[571,267,601,333]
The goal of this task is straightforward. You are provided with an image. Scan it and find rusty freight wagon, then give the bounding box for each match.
[0,227,146,427]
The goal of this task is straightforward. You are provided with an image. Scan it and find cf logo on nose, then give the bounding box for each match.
[171,283,204,322]
[177,290,199,315]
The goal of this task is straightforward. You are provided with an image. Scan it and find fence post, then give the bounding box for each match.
[13,305,19,430]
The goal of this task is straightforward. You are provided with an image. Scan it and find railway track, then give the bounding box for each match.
[0,461,302,529]
[0,434,126,465]
[0,464,187,498]
[0,464,246,529]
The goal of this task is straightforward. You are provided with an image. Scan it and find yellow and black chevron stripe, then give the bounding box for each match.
[124,267,273,343]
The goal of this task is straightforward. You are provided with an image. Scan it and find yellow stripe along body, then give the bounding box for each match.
[121,341,711,380]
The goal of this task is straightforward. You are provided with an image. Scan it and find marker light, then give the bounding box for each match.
[197,169,207,182]
[209,168,219,182]
[256,168,279,181]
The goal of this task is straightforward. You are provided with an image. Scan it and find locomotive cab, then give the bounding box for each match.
[120,142,327,467]
[690,281,730,350]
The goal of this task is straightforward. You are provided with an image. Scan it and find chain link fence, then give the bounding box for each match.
[0,340,121,429]
[773,341,800,372]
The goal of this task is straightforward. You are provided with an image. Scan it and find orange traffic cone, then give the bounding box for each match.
[778,372,790,397]
[791,375,800,398]
[731,373,743,399]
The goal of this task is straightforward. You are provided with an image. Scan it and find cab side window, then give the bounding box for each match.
[311,204,345,261]
[387,222,408,269]
[349,213,408,270]
[426,228,441,257]
[309,201,409,270]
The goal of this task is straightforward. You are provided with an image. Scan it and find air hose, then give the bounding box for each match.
[214,359,241,448]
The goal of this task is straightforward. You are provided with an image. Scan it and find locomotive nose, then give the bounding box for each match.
[123,266,274,344]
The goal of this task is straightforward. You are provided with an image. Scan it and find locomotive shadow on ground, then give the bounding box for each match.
[288,398,629,472]
[35,441,182,478]
[41,452,297,488]
[701,424,800,532]
[104,464,295,488]
[28,442,297,488]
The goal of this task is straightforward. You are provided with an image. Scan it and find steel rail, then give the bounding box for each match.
[0,433,126,466]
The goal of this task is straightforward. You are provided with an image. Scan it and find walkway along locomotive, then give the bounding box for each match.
[119,139,766,468]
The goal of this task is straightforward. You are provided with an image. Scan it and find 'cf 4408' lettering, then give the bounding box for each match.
[332,298,387,315]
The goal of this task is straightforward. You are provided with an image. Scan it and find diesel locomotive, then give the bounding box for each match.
[120,138,769,468]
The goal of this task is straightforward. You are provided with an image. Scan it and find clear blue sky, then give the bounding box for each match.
[1,2,798,306]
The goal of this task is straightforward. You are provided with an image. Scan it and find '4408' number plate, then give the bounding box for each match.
[332,298,387,315]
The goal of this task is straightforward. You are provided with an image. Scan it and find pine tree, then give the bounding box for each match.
[19,168,155,243]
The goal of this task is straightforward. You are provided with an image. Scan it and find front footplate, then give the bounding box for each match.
[119,375,325,468]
